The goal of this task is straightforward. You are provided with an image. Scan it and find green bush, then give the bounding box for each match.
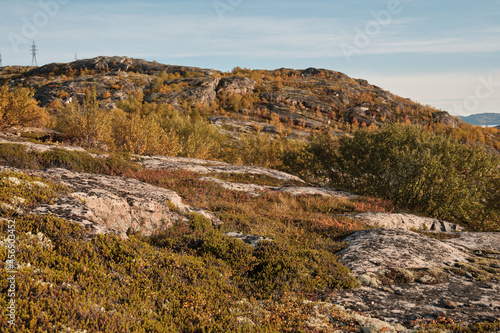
[325,124,500,231]
[281,131,337,183]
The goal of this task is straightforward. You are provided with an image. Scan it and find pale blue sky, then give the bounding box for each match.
[1,0,499,116]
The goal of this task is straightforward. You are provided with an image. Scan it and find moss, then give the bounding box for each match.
[448,257,500,282]
[0,170,69,217]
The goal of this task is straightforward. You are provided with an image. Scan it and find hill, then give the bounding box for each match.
[2,56,499,153]
[460,113,500,126]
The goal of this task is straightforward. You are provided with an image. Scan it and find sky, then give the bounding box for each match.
[1,0,499,117]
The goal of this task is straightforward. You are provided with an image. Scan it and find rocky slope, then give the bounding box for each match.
[0,56,464,140]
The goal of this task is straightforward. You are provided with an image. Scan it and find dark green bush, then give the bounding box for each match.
[281,131,338,183]
[324,124,500,231]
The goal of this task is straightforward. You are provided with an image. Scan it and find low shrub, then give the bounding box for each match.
[0,143,142,175]
[0,171,68,217]
[320,124,500,231]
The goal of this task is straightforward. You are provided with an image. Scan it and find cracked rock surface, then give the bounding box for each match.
[335,229,500,326]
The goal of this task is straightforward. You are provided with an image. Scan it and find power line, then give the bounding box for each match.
[30,41,38,67]
[0,51,2,67]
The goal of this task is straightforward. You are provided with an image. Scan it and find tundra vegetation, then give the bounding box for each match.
[0,62,499,332]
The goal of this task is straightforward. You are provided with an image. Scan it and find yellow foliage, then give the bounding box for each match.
[0,86,51,129]
[112,110,181,156]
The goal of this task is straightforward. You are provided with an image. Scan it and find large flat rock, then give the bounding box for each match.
[138,156,304,182]
[1,166,218,237]
[339,229,468,274]
[199,176,357,198]
[335,228,500,326]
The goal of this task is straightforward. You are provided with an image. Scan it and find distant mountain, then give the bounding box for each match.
[459,113,500,126]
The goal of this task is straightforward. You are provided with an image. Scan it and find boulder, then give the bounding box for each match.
[1,166,220,237]
[339,229,468,274]
[217,76,255,95]
[433,111,459,128]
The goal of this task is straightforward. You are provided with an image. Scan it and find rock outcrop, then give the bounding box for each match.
[348,212,463,232]
[334,229,500,326]
[200,176,358,198]
[2,56,468,140]
[137,156,304,182]
[432,111,460,128]
[217,76,256,95]
[1,165,218,237]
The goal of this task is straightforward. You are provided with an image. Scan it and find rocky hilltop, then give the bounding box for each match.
[1,56,465,139]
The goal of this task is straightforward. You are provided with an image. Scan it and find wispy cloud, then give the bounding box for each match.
[1,0,499,115]
[28,12,499,60]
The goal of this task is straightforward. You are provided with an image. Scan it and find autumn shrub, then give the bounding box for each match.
[322,124,500,231]
[226,132,306,168]
[54,87,113,148]
[117,98,226,159]
[165,109,226,159]
[0,86,51,129]
[111,109,181,156]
